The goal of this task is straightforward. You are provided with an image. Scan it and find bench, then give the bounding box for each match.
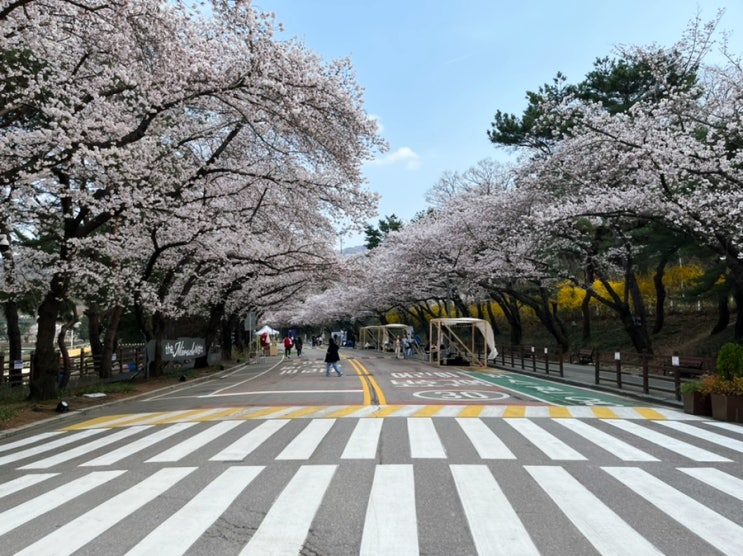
[573,348,595,365]
[662,356,706,378]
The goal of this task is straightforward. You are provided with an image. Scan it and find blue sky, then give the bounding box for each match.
[257,1,743,247]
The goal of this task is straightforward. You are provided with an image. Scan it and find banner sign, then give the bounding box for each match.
[146,338,206,362]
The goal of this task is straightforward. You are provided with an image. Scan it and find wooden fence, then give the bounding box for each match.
[0,344,146,387]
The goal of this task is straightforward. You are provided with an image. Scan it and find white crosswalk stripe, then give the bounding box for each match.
[503,418,585,460]
[604,467,743,554]
[240,464,338,556]
[276,418,335,460]
[554,418,659,461]
[456,417,516,459]
[210,419,288,461]
[341,418,383,459]
[361,464,418,555]
[0,417,741,554]
[0,470,125,537]
[127,466,264,556]
[16,467,195,556]
[451,464,539,554]
[408,417,447,458]
[526,466,664,555]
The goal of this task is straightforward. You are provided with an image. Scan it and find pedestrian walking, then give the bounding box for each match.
[324,337,342,376]
[295,335,303,357]
[394,337,401,359]
[283,336,293,358]
[403,337,413,359]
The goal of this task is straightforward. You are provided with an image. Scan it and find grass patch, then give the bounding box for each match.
[0,405,18,424]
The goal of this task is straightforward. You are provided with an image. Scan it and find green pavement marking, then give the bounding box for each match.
[466,370,636,406]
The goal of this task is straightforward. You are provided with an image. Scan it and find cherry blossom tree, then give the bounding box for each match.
[1,0,383,398]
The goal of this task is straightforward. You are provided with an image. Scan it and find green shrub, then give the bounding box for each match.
[715,342,743,380]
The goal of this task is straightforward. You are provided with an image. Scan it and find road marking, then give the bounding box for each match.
[128,466,264,556]
[360,465,418,556]
[505,419,586,460]
[81,422,197,466]
[655,420,743,453]
[17,467,195,556]
[0,432,62,453]
[679,467,743,502]
[147,420,243,462]
[527,466,663,555]
[58,405,694,430]
[0,473,58,499]
[240,465,337,556]
[604,466,743,554]
[276,418,335,460]
[0,470,125,536]
[408,417,447,458]
[20,426,151,469]
[451,464,538,555]
[456,418,516,459]
[211,420,288,461]
[604,420,731,462]
[0,429,105,466]
[342,418,383,459]
[555,419,658,461]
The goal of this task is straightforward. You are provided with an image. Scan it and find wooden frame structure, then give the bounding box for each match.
[428,318,497,367]
[358,324,412,352]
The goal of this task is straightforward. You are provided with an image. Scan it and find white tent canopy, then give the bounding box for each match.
[428,318,497,367]
[255,325,280,336]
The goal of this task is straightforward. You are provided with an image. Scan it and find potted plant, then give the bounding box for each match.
[680,379,712,416]
[705,343,743,422]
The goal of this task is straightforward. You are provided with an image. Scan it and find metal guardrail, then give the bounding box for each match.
[494,344,712,401]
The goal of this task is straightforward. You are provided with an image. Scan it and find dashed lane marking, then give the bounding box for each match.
[60,404,695,430]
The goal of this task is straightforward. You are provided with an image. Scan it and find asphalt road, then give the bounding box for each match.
[1,346,742,555]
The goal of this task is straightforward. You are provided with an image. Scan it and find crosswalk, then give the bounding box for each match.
[62,404,691,429]
[0,416,741,554]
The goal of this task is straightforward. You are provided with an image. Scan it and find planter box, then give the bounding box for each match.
[681,391,712,416]
[710,393,743,422]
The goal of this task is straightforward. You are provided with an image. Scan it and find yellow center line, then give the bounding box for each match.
[347,358,387,406]
[346,358,372,405]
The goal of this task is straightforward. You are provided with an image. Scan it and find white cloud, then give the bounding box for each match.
[370,146,421,169]
[368,113,383,133]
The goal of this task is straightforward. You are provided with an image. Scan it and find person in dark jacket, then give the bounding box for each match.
[295,335,303,357]
[324,337,342,376]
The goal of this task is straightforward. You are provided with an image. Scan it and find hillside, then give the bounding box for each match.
[509,309,735,358]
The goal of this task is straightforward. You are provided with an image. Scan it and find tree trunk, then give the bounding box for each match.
[57,325,71,390]
[100,306,123,378]
[652,259,667,334]
[711,294,730,335]
[29,289,64,400]
[4,301,23,387]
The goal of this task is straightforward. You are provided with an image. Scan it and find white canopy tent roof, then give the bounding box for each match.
[428,317,497,367]
[255,325,280,336]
